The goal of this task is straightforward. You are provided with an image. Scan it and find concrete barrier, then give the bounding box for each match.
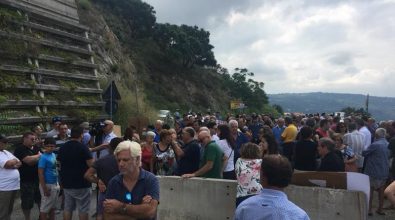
[157,176,367,220]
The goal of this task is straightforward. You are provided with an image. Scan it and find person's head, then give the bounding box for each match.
[217,124,236,149]
[114,140,141,174]
[206,121,218,136]
[260,155,293,189]
[198,126,209,133]
[240,143,262,159]
[145,131,156,143]
[355,118,365,129]
[198,130,212,146]
[70,126,84,140]
[318,138,335,158]
[192,120,200,132]
[0,134,9,151]
[305,118,316,128]
[159,129,172,144]
[123,127,134,141]
[277,118,285,127]
[103,120,114,134]
[347,122,357,132]
[59,123,68,136]
[331,133,343,149]
[32,125,43,136]
[169,128,177,140]
[319,119,329,130]
[284,117,292,126]
[229,120,238,135]
[52,116,62,130]
[375,128,386,139]
[43,137,56,153]
[109,137,123,154]
[336,122,346,133]
[22,132,36,147]
[182,127,195,144]
[155,120,163,131]
[80,122,89,131]
[300,126,313,140]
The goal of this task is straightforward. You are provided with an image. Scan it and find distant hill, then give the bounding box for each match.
[268,92,395,121]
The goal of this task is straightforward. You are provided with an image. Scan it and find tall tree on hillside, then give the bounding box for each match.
[153,23,217,68]
[226,68,268,112]
[93,0,156,40]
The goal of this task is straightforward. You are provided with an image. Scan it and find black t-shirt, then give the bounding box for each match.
[58,140,92,189]
[294,140,318,171]
[176,140,200,175]
[319,151,345,172]
[13,144,40,183]
[93,154,119,186]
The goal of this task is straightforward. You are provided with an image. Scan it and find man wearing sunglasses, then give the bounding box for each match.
[104,141,159,220]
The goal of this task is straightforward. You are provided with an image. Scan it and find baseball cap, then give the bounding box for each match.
[52,116,62,123]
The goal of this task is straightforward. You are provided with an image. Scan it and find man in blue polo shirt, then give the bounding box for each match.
[104,141,159,220]
[235,155,310,220]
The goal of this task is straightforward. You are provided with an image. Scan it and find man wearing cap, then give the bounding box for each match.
[47,117,62,138]
[0,135,22,220]
[103,141,159,220]
[13,132,41,220]
[90,120,117,159]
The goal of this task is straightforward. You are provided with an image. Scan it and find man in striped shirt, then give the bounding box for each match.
[343,122,365,171]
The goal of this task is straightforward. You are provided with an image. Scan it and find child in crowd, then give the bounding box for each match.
[38,138,60,220]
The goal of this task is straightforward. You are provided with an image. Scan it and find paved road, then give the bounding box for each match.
[10,190,395,220]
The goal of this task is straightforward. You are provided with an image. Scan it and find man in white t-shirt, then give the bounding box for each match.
[0,135,21,220]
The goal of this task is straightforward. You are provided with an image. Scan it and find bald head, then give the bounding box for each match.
[198,130,211,146]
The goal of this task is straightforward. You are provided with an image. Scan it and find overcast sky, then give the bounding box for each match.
[144,0,395,97]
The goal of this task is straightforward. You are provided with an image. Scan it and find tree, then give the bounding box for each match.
[340,106,371,117]
[223,68,268,112]
[153,23,217,68]
[93,0,156,41]
[272,104,284,115]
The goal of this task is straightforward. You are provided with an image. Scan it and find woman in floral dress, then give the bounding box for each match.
[151,129,175,175]
[235,143,263,207]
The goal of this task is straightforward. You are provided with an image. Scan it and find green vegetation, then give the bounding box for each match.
[77,0,92,10]
[88,0,276,117]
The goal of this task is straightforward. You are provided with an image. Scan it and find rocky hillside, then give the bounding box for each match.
[75,0,276,127]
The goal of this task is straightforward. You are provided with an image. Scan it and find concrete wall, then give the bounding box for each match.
[157,176,367,220]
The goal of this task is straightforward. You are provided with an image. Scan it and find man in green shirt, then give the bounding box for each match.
[182,131,224,179]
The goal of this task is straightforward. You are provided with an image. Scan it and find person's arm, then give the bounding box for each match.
[90,143,109,152]
[38,168,50,196]
[103,199,158,219]
[281,127,288,141]
[362,144,376,157]
[22,154,41,166]
[172,141,185,158]
[150,147,156,173]
[3,159,21,169]
[182,161,213,178]
[86,158,94,167]
[84,167,98,184]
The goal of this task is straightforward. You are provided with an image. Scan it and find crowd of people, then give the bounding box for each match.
[0,112,395,219]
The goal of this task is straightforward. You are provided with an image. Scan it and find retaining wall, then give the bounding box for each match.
[157,176,367,220]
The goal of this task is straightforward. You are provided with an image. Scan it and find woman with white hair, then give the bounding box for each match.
[141,131,156,171]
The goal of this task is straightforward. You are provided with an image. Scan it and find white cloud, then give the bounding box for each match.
[144,0,395,97]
